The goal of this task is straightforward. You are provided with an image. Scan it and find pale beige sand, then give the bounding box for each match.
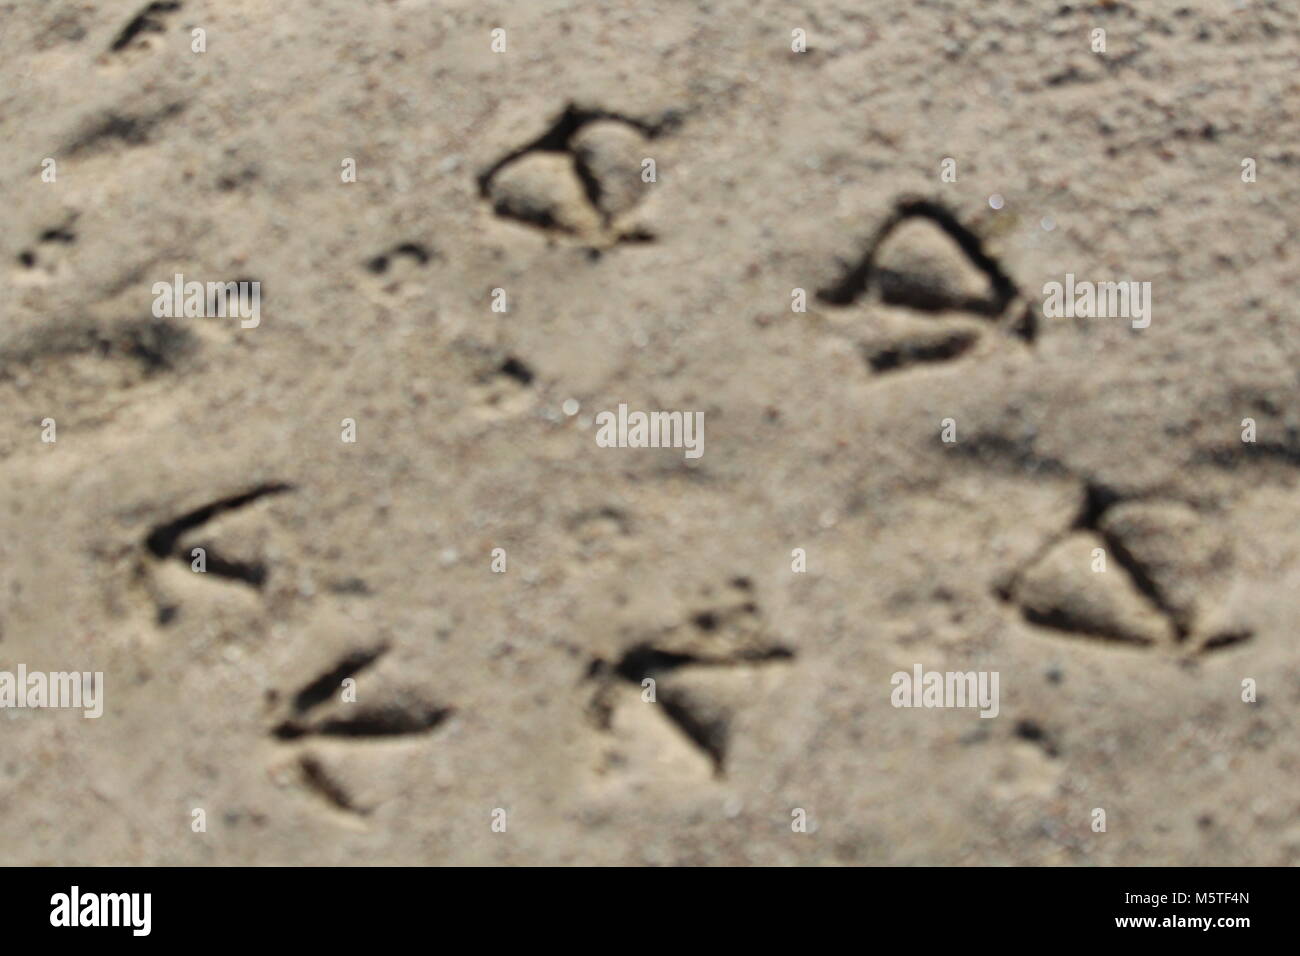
[1,1,1298,865]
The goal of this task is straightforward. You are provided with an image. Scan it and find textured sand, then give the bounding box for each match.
[2,1,1298,864]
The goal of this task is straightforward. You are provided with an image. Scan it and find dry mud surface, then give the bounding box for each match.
[1,1,1298,865]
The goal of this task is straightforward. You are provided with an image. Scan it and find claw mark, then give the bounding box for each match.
[109,1,182,53]
[142,484,293,603]
[467,351,538,418]
[1014,719,1059,758]
[864,329,979,373]
[495,356,534,386]
[297,754,368,817]
[145,483,293,560]
[285,645,389,717]
[18,223,78,269]
[365,242,435,274]
[306,706,452,738]
[272,644,452,741]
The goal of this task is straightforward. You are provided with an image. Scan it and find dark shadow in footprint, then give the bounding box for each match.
[997,482,1253,654]
[272,644,453,741]
[818,197,1018,314]
[587,578,794,777]
[365,242,435,275]
[109,1,182,53]
[1,316,198,380]
[864,329,979,373]
[65,102,186,156]
[145,483,294,559]
[478,103,679,244]
[817,197,1036,369]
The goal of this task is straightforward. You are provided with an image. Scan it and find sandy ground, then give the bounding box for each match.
[1,0,1298,865]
